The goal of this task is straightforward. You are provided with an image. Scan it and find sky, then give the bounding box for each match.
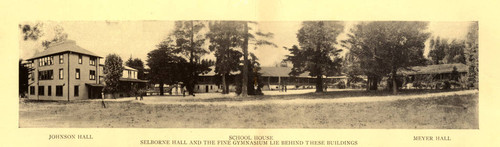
[19,21,473,67]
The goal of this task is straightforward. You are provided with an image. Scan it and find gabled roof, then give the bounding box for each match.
[27,40,101,60]
[398,63,468,75]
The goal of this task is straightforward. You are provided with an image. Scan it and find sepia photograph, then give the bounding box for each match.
[18,20,479,129]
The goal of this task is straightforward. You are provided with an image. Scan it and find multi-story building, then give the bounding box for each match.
[27,40,103,101]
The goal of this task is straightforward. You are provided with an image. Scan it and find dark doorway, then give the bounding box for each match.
[205,85,209,93]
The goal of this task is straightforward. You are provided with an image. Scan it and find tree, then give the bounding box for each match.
[206,21,276,95]
[428,36,447,64]
[41,25,68,49]
[171,21,211,96]
[19,23,43,41]
[19,60,30,97]
[103,54,124,98]
[428,36,466,64]
[240,22,276,97]
[341,52,364,88]
[19,23,68,49]
[285,21,344,93]
[343,21,430,94]
[445,39,466,64]
[125,57,145,79]
[465,22,478,89]
[236,53,264,95]
[146,39,187,95]
[206,21,244,94]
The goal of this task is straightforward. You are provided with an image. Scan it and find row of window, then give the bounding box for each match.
[36,69,96,80]
[37,54,96,67]
[39,56,54,67]
[78,55,97,66]
[38,70,54,80]
[29,85,78,97]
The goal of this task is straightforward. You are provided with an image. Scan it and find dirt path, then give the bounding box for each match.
[132,90,478,106]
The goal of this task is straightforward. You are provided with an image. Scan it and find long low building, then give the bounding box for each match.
[397,63,469,89]
[193,66,347,93]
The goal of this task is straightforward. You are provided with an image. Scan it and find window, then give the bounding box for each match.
[74,86,79,96]
[90,57,96,66]
[30,86,35,95]
[38,70,54,80]
[48,86,52,96]
[56,86,63,96]
[75,69,80,79]
[59,69,64,79]
[210,85,213,90]
[59,54,64,64]
[90,70,96,80]
[38,56,54,67]
[38,86,44,96]
[78,55,82,64]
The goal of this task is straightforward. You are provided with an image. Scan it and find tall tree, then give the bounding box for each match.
[206,21,244,94]
[465,22,478,89]
[343,21,430,94]
[286,21,344,93]
[206,21,276,95]
[103,54,124,98]
[171,21,210,96]
[239,22,276,97]
[445,39,466,64]
[236,53,264,95]
[146,39,187,95]
[125,57,145,79]
[428,36,447,64]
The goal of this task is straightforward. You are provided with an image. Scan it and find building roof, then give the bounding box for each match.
[398,63,468,75]
[27,40,101,60]
[260,67,310,77]
[123,65,137,71]
[199,66,240,76]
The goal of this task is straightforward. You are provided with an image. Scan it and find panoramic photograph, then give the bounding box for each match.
[18,20,479,128]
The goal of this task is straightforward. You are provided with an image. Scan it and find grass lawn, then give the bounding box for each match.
[19,91,478,129]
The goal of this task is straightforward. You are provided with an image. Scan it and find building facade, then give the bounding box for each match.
[27,40,102,101]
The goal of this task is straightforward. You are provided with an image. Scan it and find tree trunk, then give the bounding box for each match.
[241,22,249,97]
[367,76,379,91]
[188,21,195,96]
[159,82,164,96]
[366,76,371,91]
[392,68,398,94]
[222,74,228,94]
[316,75,323,92]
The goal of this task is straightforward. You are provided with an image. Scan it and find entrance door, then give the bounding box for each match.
[206,85,209,92]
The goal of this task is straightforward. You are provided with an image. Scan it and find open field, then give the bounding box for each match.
[19,90,478,129]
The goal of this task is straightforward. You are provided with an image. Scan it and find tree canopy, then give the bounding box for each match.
[343,21,430,94]
[285,21,345,92]
[170,21,212,95]
[146,39,187,95]
[125,57,145,79]
[465,22,478,89]
[103,54,124,98]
